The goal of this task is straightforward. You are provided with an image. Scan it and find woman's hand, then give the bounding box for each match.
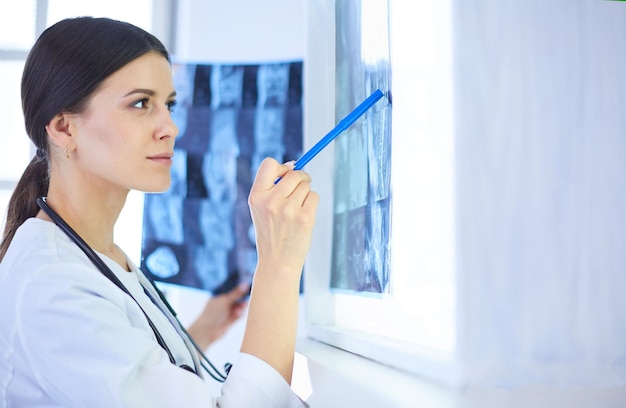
[248,158,319,277]
[186,283,250,351]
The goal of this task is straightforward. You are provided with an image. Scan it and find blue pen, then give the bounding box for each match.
[275,88,385,184]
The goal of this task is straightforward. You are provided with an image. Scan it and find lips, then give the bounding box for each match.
[148,152,174,164]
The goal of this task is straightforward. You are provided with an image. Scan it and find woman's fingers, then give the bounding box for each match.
[284,177,319,216]
[249,161,315,221]
[250,157,313,198]
[250,158,293,192]
[247,157,319,273]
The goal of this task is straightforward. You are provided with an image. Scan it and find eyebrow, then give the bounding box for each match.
[124,88,177,98]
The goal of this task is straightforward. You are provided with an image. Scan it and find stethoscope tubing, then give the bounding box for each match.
[36,197,229,382]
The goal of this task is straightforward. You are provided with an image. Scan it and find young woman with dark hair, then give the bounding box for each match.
[0,17,317,407]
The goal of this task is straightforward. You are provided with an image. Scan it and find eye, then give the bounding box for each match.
[167,100,178,113]
[131,98,150,109]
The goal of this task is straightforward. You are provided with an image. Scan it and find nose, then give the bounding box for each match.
[156,106,179,141]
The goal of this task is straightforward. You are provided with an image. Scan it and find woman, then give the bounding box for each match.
[0,17,318,407]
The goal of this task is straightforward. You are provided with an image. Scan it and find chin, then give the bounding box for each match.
[153,184,172,194]
[140,179,172,194]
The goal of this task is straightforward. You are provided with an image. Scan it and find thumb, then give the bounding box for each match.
[227,282,251,301]
[251,157,292,191]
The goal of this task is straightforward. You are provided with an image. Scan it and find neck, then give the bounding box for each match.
[41,178,129,269]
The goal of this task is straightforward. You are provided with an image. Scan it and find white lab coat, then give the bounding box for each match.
[0,218,306,407]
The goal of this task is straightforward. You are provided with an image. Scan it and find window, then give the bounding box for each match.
[303,0,459,386]
[0,0,172,260]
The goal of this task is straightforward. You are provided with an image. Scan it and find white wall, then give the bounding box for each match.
[174,0,305,63]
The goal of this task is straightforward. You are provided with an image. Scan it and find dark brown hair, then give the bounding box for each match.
[0,17,170,260]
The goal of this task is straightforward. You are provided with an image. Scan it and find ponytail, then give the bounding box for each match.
[0,155,49,261]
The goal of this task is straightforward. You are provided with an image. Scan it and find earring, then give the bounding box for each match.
[64,147,71,160]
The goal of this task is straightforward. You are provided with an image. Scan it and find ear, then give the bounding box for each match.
[45,112,73,149]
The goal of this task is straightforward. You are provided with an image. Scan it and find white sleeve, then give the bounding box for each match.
[218,353,308,408]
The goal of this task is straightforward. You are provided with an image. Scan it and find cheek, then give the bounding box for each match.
[80,114,131,150]
[76,126,132,175]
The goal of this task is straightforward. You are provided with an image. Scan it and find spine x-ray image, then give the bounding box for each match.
[330,0,392,295]
[141,61,303,295]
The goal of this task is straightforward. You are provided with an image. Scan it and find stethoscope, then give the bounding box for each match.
[36,197,231,382]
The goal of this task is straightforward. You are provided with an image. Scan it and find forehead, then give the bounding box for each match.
[96,52,174,96]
